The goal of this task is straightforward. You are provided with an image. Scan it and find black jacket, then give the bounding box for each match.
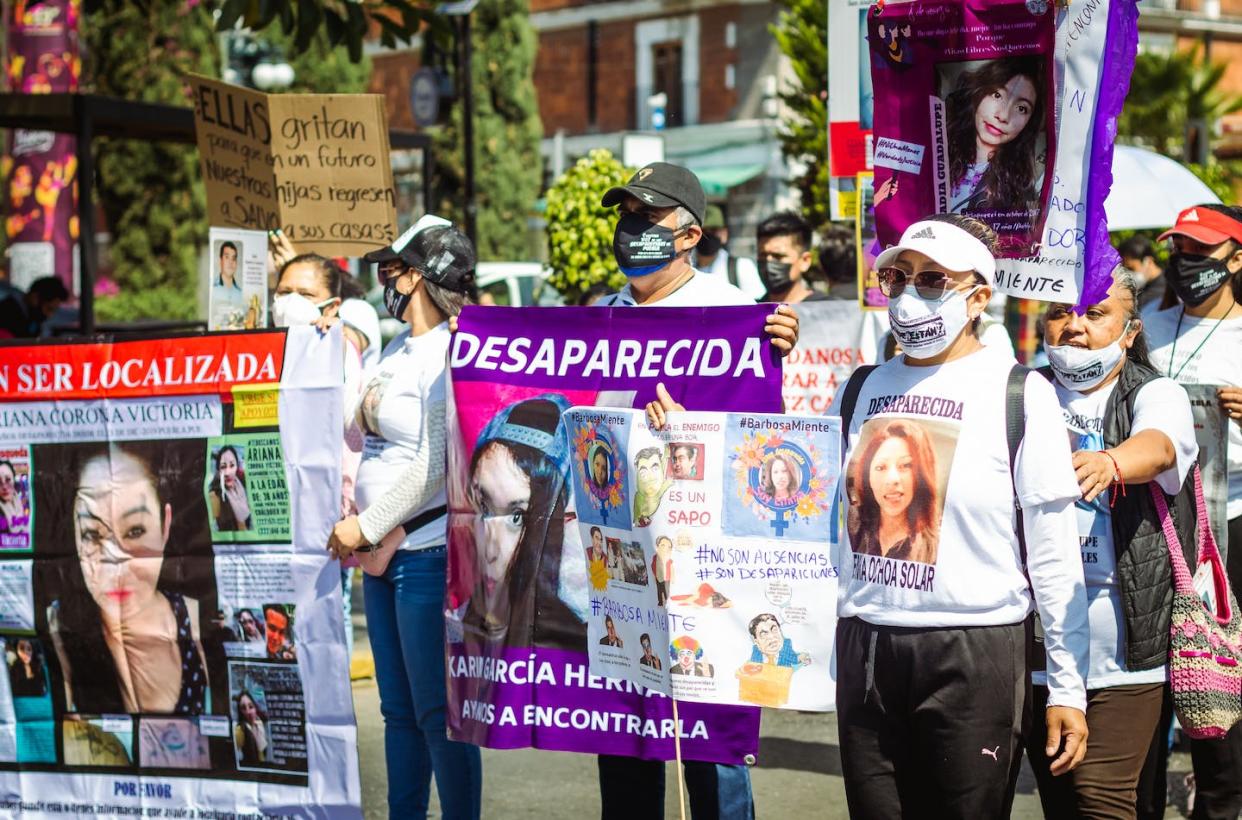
[1100,360,1198,671]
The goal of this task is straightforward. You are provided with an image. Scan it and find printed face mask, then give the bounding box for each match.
[887,287,978,359]
[1046,320,1130,392]
[613,212,680,277]
[1167,252,1234,307]
[759,259,795,293]
[384,277,414,320]
[272,293,333,328]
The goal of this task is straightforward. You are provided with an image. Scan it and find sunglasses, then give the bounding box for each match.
[377,262,408,285]
[876,267,970,299]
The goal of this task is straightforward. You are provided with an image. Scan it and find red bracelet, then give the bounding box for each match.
[1101,450,1126,507]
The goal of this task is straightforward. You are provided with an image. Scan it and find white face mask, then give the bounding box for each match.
[888,287,979,359]
[1046,321,1130,392]
[272,293,335,328]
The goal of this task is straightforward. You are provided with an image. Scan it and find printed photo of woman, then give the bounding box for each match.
[207,445,252,533]
[847,419,943,565]
[35,440,217,715]
[234,690,270,766]
[759,453,801,506]
[0,459,29,537]
[943,57,1046,217]
[463,394,585,651]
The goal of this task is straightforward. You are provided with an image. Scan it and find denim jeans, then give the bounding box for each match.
[597,755,754,819]
[365,547,482,819]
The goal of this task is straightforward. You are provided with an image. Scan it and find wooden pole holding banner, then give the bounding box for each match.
[672,698,687,820]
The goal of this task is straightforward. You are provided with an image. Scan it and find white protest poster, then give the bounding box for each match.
[566,407,842,712]
[0,328,359,817]
[207,227,269,331]
[783,302,887,415]
[1185,384,1231,559]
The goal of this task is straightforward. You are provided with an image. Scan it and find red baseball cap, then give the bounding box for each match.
[1157,205,1242,245]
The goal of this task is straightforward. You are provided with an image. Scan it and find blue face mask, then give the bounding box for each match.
[613,212,681,277]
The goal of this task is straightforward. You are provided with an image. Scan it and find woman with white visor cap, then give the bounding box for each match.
[828,214,1090,818]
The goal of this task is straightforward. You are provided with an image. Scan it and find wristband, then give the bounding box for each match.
[1101,450,1126,507]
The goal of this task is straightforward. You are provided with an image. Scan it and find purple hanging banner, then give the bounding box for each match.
[4,0,81,295]
[444,305,782,762]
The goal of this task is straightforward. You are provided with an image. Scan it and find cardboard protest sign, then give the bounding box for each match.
[782,301,886,415]
[0,329,360,816]
[446,305,781,763]
[192,75,398,257]
[866,0,1139,304]
[207,227,268,331]
[566,408,842,711]
[1185,384,1231,560]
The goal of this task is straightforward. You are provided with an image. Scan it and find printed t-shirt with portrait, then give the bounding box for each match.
[1031,376,1197,690]
[353,323,450,550]
[830,344,1081,627]
[1145,307,1242,520]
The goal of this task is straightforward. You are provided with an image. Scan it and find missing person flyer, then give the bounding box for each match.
[207,227,268,331]
[0,328,359,817]
[566,407,842,712]
[868,1,1057,259]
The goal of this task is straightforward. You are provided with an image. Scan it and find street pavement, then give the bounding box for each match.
[347,578,1196,818]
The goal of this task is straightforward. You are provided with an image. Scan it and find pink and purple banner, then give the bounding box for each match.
[444,305,781,762]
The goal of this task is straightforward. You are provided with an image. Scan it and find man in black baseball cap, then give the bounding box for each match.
[364,214,477,323]
[593,163,800,820]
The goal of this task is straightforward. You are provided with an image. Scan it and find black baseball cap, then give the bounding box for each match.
[601,162,706,226]
[364,215,477,293]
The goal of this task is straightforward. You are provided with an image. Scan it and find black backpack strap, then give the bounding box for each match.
[1006,364,1030,566]
[838,365,878,453]
[727,253,739,288]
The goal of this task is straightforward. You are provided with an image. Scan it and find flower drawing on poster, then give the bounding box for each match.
[728,431,829,539]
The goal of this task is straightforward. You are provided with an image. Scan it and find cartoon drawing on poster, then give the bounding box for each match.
[632,447,673,528]
[570,418,632,530]
[208,228,268,331]
[567,407,842,712]
[844,417,957,568]
[868,3,1056,258]
[0,449,32,551]
[722,428,832,540]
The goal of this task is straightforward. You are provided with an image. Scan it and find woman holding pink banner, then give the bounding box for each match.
[326,215,482,820]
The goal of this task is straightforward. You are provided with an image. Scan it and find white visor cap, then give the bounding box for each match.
[873,220,996,287]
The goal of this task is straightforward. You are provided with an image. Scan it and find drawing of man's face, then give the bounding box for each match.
[752,616,784,658]
[677,649,696,671]
[636,451,665,497]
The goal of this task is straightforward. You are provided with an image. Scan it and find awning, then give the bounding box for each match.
[690,163,767,197]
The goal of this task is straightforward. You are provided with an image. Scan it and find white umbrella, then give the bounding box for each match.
[1104,145,1221,231]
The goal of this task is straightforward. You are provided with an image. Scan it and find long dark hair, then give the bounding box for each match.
[278,253,343,298]
[33,440,213,714]
[466,398,576,649]
[850,420,940,563]
[945,57,1045,211]
[234,690,267,726]
[208,445,247,496]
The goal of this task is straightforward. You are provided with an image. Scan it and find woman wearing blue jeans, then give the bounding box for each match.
[328,215,482,818]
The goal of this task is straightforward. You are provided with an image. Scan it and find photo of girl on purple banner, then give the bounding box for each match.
[868,1,1055,257]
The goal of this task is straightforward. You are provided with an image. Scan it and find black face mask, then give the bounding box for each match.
[613,212,680,277]
[1167,252,1234,307]
[758,259,795,293]
[384,276,415,320]
[696,231,723,257]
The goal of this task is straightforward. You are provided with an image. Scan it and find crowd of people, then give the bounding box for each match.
[7,155,1238,819]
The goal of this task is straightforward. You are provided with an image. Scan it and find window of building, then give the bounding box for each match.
[652,40,684,127]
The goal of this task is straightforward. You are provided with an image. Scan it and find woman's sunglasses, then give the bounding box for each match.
[876,267,967,299]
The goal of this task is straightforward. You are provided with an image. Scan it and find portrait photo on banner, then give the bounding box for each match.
[844,417,957,566]
[868,1,1056,256]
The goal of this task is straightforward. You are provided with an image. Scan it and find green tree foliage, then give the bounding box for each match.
[1120,47,1242,161]
[263,24,372,94]
[84,1,220,322]
[544,149,630,304]
[431,0,544,260]
[771,0,828,233]
[210,0,443,62]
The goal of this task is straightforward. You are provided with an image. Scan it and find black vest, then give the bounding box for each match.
[1102,360,1198,671]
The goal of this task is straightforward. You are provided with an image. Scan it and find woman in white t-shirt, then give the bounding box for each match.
[1028,266,1198,817]
[326,216,483,820]
[828,214,1090,819]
